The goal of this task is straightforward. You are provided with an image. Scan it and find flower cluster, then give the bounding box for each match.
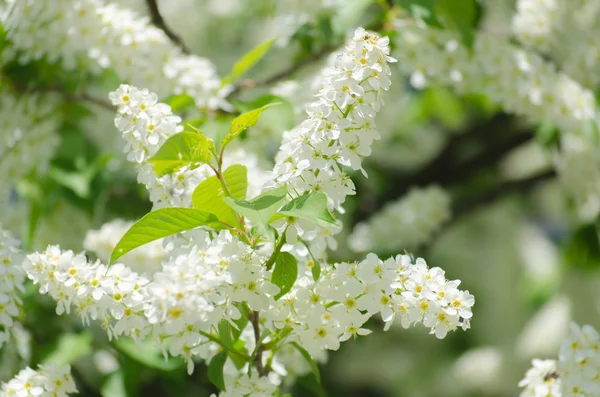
[83,219,165,274]
[21,24,476,396]
[273,27,396,208]
[512,0,600,89]
[2,0,228,109]
[24,230,280,374]
[519,323,600,397]
[348,185,451,253]
[262,253,474,360]
[0,229,25,348]
[0,364,77,397]
[24,245,150,340]
[145,230,277,371]
[393,22,597,136]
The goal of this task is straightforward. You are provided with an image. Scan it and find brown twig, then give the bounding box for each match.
[146,0,191,54]
[250,311,268,377]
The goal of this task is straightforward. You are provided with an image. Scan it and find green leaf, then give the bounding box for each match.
[164,93,195,112]
[290,342,321,383]
[297,373,327,397]
[228,341,249,371]
[113,338,185,372]
[232,95,296,131]
[48,160,100,199]
[191,164,247,228]
[278,192,339,228]
[272,252,298,300]
[223,186,288,239]
[562,223,600,271]
[395,0,439,26]
[218,320,236,351]
[222,37,277,85]
[311,260,321,282]
[535,122,560,148]
[222,103,281,151]
[232,304,250,341]
[110,208,217,264]
[208,351,228,391]
[41,333,93,366]
[436,0,477,48]
[149,132,214,177]
[101,371,127,397]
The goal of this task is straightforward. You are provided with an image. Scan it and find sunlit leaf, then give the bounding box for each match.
[191,164,247,228]
[113,338,184,372]
[208,351,228,391]
[223,186,288,240]
[277,192,339,228]
[149,132,214,177]
[221,103,281,152]
[272,252,298,300]
[222,38,277,85]
[110,208,217,264]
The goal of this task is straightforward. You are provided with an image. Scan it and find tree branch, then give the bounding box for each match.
[146,0,191,54]
[229,44,337,97]
[355,114,534,221]
[452,169,556,218]
[9,81,114,111]
[250,311,268,377]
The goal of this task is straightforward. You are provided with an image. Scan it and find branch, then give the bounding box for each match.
[250,311,268,377]
[146,0,191,54]
[355,114,534,221]
[9,80,114,111]
[452,169,556,218]
[229,44,337,97]
[410,169,556,253]
[75,91,114,110]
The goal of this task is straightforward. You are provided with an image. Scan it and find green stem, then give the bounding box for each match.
[199,331,250,361]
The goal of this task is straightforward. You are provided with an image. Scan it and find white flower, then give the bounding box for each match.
[0,364,77,397]
[518,358,561,397]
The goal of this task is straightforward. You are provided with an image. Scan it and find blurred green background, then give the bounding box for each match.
[2,0,598,396]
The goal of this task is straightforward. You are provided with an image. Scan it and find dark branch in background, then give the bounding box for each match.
[452,169,556,218]
[74,91,114,110]
[8,80,114,110]
[229,45,337,97]
[146,0,191,54]
[355,113,535,222]
[250,311,267,377]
